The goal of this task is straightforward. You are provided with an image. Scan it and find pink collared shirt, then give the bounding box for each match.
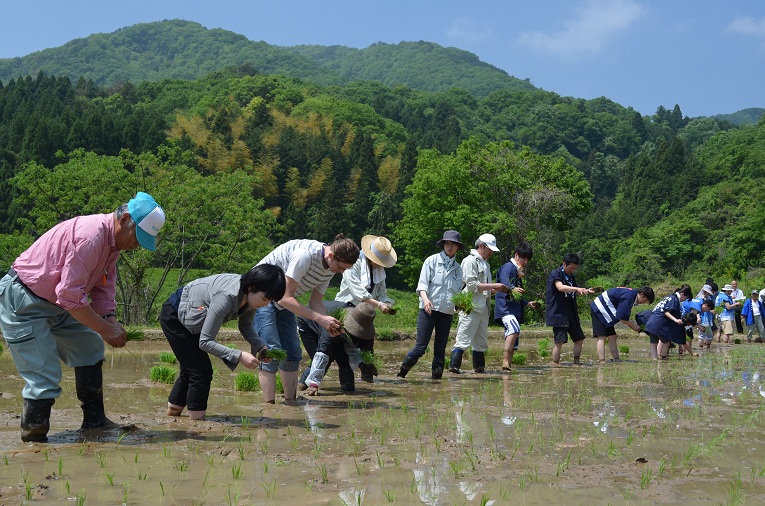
[12,213,120,315]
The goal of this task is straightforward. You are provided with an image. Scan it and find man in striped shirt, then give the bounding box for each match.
[0,192,165,442]
[590,286,654,364]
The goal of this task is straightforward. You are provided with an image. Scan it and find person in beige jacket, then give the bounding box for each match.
[448,234,508,374]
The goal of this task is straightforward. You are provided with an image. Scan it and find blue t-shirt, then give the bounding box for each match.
[590,287,638,327]
[545,265,578,327]
[716,293,735,321]
[494,260,526,322]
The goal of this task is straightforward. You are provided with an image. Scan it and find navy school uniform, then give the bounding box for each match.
[645,294,684,343]
[590,287,638,328]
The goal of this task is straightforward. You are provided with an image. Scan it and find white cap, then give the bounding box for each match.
[477,233,499,252]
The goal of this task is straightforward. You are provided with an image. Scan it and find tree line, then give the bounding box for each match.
[1,68,763,323]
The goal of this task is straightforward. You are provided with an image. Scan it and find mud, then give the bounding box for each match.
[1,337,764,504]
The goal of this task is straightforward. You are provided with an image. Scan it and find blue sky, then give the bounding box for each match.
[2,0,764,118]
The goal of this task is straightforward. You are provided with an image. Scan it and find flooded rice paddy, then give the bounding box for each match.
[1,335,765,505]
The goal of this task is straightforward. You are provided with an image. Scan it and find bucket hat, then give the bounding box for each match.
[436,230,465,251]
[343,303,376,340]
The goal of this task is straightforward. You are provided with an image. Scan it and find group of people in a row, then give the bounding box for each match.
[0,193,755,443]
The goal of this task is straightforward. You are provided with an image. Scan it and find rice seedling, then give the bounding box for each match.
[640,466,655,489]
[231,462,242,480]
[316,462,329,483]
[103,469,115,486]
[175,460,189,472]
[512,352,527,365]
[75,489,86,506]
[149,365,176,384]
[235,371,259,391]
[125,328,144,341]
[261,478,276,499]
[360,350,383,367]
[384,490,395,502]
[158,351,176,364]
[263,348,287,361]
[451,292,474,314]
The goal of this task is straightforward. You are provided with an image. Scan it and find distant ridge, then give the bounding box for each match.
[710,108,765,126]
[0,19,533,98]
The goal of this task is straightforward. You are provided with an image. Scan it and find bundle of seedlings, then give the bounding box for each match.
[235,372,259,392]
[387,304,402,315]
[126,328,145,341]
[360,350,383,368]
[259,348,287,361]
[451,292,474,314]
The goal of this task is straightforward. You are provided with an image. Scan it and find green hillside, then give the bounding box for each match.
[0,20,533,99]
[284,41,535,97]
[710,108,765,126]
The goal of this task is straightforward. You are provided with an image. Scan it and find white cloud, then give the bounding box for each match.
[447,15,495,43]
[727,15,765,37]
[516,0,645,59]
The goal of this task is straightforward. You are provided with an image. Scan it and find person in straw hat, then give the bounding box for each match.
[298,302,378,395]
[332,235,397,385]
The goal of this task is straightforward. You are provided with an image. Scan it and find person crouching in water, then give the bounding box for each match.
[590,286,655,364]
[161,265,286,420]
[645,285,692,359]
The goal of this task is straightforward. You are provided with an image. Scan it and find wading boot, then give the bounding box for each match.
[448,348,464,374]
[21,398,55,442]
[397,354,418,378]
[473,351,486,373]
[339,366,356,392]
[74,360,121,430]
[359,363,377,383]
[431,356,445,379]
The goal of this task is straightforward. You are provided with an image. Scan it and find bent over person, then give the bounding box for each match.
[0,192,165,442]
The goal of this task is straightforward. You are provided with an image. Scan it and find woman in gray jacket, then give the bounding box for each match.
[160,264,286,420]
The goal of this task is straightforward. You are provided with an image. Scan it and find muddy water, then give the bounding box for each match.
[1,338,765,505]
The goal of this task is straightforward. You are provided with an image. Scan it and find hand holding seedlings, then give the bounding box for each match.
[238,351,262,369]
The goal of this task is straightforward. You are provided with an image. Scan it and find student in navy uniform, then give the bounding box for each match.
[494,241,540,371]
[590,286,655,364]
[645,285,693,359]
[545,253,595,366]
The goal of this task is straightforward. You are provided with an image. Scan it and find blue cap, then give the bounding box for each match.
[127,192,165,251]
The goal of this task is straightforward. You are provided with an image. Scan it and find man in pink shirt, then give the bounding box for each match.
[0,192,165,442]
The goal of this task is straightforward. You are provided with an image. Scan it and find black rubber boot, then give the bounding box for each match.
[359,363,377,383]
[397,354,418,378]
[21,398,55,442]
[75,360,121,430]
[448,348,464,374]
[338,366,356,392]
[431,356,445,379]
[473,351,486,373]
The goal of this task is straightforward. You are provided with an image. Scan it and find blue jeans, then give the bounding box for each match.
[254,303,302,372]
[402,309,453,370]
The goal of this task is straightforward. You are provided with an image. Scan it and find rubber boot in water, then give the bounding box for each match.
[21,398,55,442]
[448,348,464,374]
[74,360,121,430]
[473,351,486,373]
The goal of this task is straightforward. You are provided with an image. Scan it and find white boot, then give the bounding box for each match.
[304,352,330,387]
[259,370,277,404]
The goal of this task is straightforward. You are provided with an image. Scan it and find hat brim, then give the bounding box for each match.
[486,244,500,252]
[136,227,157,251]
[343,315,376,340]
[436,239,466,251]
[361,235,397,268]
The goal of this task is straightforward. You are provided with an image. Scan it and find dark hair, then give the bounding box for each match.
[710,282,719,292]
[329,234,360,265]
[240,264,286,301]
[702,298,714,310]
[637,286,655,304]
[677,284,693,298]
[563,253,581,265]
[514,241,533,260]
[705,277,714,285]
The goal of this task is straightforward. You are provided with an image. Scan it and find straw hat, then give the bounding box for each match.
[343,303,376,340]
[361,235,397,268]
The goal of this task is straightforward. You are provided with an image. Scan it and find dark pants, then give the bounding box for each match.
[735,310,743,334]
[298,318,359,389]
[160,302,213,411]
[402,309,453,370]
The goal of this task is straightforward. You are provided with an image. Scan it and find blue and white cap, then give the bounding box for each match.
[127,192,165,251]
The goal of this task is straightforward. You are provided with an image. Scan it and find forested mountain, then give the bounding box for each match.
[0,21,763,323]
[284,42,534,97]
[710,108,765,126]
[0,20,532,98]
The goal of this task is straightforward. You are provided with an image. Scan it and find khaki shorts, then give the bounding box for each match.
[720,319,734,336]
